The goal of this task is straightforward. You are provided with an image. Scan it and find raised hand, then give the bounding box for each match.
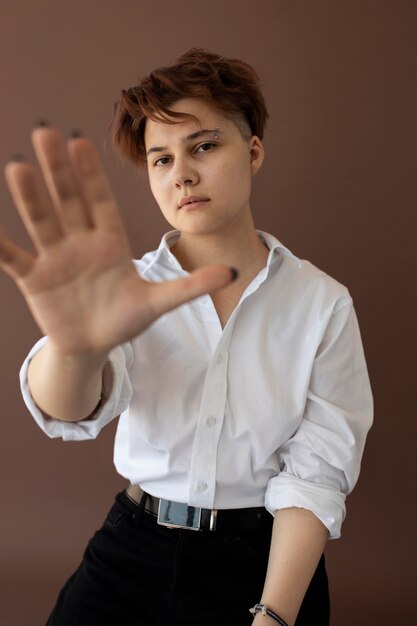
[1,125,235,358]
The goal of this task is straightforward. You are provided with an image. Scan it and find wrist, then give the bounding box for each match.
[46,340,109,367]
[252,613,283,625]
[249,603,290,626]
[28,341,109,422]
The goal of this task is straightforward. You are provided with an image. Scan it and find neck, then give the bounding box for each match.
[170,214,269,277]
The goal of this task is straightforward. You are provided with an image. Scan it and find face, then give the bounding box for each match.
[144,98,264,237]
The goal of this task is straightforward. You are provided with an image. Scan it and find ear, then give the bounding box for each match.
[249,136,264,175]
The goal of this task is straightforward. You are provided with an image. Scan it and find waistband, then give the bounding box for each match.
[125,484,272,534]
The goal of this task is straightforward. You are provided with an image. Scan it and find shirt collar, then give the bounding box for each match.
[256,230,302,269]
[142,229,302,274]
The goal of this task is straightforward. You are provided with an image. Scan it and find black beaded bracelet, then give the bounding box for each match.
[249,603,289,626]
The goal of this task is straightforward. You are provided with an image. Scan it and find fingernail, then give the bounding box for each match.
[69,129,83,139]
[35,118,50,128]
[229,267,239,281]
[10,154,25,162]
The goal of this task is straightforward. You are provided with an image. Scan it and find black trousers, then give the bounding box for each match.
[46,490,330,625]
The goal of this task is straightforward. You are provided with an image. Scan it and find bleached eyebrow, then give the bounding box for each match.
[146,129,223,157]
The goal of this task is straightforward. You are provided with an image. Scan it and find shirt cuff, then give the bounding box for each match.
[265,472,346,539]
[19,337,132,441]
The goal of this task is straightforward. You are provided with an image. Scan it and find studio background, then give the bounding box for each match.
[0,1,415,624]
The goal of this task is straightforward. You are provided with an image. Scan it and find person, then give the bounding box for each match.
[0,48,373,626]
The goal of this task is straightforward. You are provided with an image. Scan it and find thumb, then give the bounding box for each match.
[147,265,238,318]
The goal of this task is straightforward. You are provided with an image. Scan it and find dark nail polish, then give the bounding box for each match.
[10,154,25,162]
[229,267,239,282]
[35,118,50,128]
[69,129,83,139]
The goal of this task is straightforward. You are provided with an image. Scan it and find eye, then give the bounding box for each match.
[153,156,171,167]
[195,142,217,154]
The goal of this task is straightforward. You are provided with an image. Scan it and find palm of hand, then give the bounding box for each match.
[19,228,152,355]
[1,125,234,357]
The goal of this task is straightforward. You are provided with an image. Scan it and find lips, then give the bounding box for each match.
[179,195,210,208]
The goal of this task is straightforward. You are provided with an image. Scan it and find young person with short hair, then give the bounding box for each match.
[1,48,373,625]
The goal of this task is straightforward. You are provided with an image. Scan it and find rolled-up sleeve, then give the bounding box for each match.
[19,337,134,441]
[265,298,373,539]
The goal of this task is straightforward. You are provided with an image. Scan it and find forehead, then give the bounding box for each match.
[144,98,234,146]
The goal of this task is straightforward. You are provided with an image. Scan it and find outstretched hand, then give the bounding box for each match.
[1,125,235,357]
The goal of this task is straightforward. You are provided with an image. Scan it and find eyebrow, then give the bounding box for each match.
[146,128,223,157]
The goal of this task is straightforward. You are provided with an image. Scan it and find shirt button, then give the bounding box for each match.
[197,481,208,492]
[216,353,223,364]
[206,415,216,427]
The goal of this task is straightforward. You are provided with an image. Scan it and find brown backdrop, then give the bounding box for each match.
[1,1,416,624]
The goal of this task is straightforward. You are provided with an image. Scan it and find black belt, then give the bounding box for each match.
[125,484,272,533]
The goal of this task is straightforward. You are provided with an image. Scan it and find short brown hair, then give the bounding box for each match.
[112,48,269,166]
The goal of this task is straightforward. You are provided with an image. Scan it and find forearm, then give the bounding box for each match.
[27,341,108,422]
[252,507,329,626]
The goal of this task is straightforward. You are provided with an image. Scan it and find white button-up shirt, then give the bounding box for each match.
[19,230,373,539]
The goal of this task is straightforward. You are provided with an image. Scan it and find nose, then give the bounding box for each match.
[172,157,199,188]
[175,174,195,186]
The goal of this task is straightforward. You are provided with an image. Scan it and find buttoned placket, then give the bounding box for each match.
[188,263,273,509]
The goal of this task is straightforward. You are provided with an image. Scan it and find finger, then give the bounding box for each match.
[4,161,65,250]
[32,126,91,232]
[0,226,35,280]
[147,265,238,318]
[67,137,128,240]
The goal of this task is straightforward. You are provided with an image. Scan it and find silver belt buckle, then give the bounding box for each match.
[157,499,201,531]
[157,499,218,531]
